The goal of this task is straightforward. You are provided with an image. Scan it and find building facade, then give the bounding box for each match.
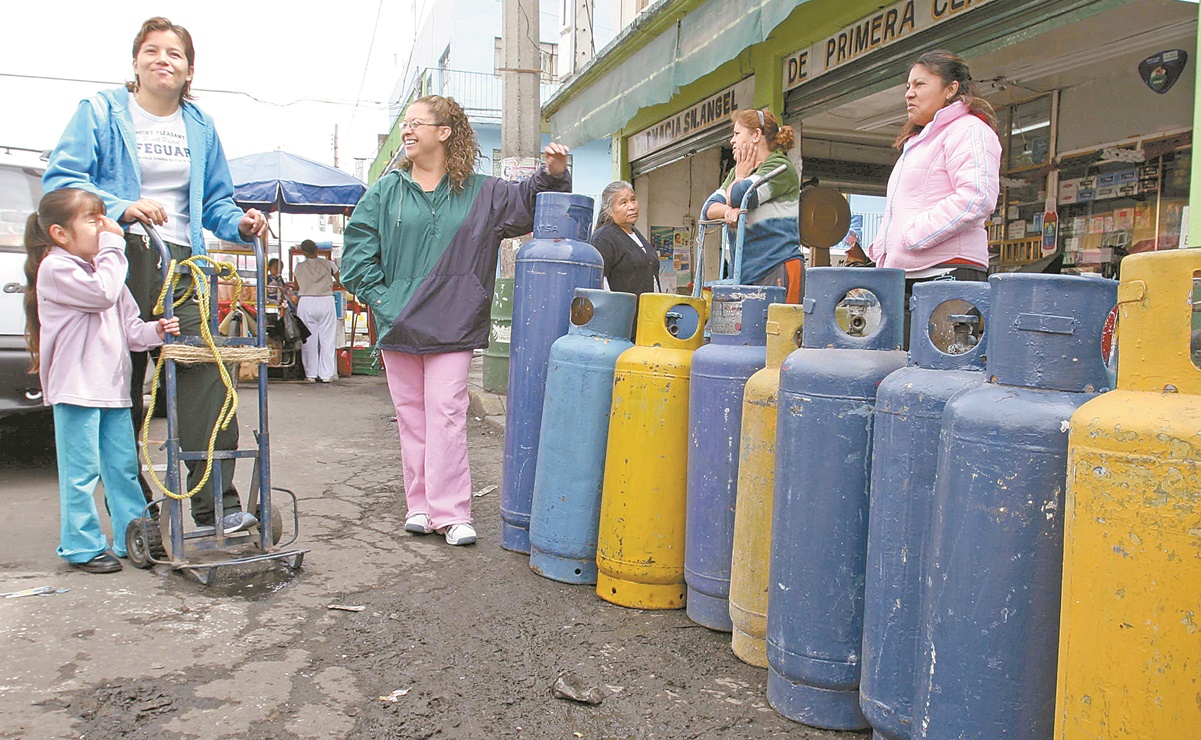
[543,0,1199,290]
[366,0,616,210]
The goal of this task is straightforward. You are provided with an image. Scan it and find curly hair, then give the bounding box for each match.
[400,96,481,192]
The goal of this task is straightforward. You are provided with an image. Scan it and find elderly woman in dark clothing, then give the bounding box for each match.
[590,181,660,295]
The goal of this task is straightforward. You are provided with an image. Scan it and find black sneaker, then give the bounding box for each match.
[71,553,123,574]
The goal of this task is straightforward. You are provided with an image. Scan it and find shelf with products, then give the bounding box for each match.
[1056,136,1190,278]
[987,94,1055,271]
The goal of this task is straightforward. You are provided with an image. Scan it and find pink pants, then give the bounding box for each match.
[381,350,474,528]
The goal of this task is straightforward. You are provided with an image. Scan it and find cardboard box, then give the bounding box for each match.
[1098,173,1117,187]
[1116,169,1138,184]
[1097,186,1116,199]
[1077,189,1096,202]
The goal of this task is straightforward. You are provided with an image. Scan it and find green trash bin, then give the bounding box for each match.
[483,277,513,393]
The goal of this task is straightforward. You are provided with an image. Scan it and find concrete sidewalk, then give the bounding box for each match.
[466,351,506,433]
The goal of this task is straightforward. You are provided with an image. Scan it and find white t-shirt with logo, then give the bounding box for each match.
[128,96,191,246]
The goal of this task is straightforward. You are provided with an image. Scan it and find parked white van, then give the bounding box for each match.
[0,148,46,417]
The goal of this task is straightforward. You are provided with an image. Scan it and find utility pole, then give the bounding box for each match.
[333,124,340,168]
[486,0,544,391]
[573,0,594,72]
[501,0,542,162]
[498,0,543,281]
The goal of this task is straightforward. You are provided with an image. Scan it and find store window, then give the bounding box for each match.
[990,94,1055,271]
[1057,137,1190,278]
[990,89,1193,278]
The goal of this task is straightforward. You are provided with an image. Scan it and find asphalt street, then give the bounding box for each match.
[0,373,854,739]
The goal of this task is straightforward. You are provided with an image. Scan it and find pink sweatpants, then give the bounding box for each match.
[381,350,474,528]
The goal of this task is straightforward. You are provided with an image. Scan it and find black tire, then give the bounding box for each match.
[252,504,285,548]
[269,504,284,546]
[126,518,165,569]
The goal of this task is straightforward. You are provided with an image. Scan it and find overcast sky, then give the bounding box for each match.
[0,1,417,180]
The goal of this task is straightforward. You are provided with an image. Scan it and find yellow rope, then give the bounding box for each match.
[162,344,272,364]
[139,255,253,501]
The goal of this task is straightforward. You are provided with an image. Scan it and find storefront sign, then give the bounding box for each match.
[628,78,754,161]
[783,0,995,91]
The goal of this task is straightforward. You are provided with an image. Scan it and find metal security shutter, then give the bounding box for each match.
[630,126,732,178]
[785,0,1132,119]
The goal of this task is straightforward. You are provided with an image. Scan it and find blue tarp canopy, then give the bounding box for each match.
[229,150,366,215]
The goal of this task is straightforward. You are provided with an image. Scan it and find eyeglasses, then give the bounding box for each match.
[400,120,445,131]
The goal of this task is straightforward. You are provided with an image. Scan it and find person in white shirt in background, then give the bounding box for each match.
[291,239,340,383]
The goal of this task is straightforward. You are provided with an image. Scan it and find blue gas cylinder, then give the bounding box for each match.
[860,280,990,740]
[912,273,1116,739]
[685,284,785,630]
[767,267,907,731]
[528,288,637,584]
[501,193,603,554]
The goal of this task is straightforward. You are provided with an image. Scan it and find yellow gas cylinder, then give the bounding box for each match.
[1056,249,1201,739]
[728,304,805,666]
[596,294,708,609]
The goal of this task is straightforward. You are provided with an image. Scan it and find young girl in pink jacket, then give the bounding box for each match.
[24,188,179,574]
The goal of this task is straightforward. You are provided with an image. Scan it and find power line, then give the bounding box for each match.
[348,0,387,135]
[0,72,389,109]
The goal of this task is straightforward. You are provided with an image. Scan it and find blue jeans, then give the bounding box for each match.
[53,404,147,563]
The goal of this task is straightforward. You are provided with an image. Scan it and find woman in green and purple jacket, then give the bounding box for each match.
[341,95,570,547]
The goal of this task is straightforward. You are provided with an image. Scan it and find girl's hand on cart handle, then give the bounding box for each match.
[545,143,571,177]
[157,316,181,339]
[239,208,269,242]
[122,198,168,226]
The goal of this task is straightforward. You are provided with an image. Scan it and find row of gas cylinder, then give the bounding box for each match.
[498,193,1198,739]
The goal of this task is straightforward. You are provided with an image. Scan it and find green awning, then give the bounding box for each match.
[548,0,811,147]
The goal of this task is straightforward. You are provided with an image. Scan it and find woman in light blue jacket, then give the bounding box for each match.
[43,16,268,535]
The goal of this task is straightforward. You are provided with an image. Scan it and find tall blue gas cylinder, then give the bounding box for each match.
[860,281,990,740]
[912,273,1117,739]
[685,284,784,631]
[501,193,603,554]
[767,267,907,731]
[528,288,637,584]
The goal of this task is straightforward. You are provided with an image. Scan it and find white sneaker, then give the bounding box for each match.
[404,513,433,534]
[442,523,477,546]
[222,511,258,534]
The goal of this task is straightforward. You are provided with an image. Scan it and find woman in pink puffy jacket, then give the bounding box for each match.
[867,50,1001,338]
